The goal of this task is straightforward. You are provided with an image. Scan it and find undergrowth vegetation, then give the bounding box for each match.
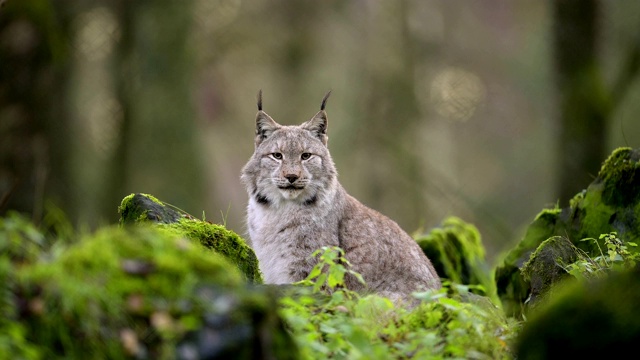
[5,206,640,359]
[279,246,520,359]
[559,232,639,281]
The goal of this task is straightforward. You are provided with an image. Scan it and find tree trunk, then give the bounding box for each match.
[552,0,609,204]
[0,1,74,224]
[105,0,204,221]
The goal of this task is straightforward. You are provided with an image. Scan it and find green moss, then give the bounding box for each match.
[566,148,640,249]
[517,208,562,261]
[520,236,577,308]
[495,202,601,317]
[501,207,562,268]
[118,193,263,284]
[120,192,164,209]
[521,236,570,282]
[118,193,180,225]
[572,184,614,249]
[158,219,263,284]
[568,190,585,209]
[493,263,528,321]
[18,226,245,358]
[416,217,496,302]
[599,147,640,207]
[1,214,295,359]
[494,207,562,318]
[0,213,47,359]
[0,211,46,264]
[118,193,138,223]
[496,147,640,318]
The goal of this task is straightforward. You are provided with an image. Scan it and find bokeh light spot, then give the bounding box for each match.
[74,7,119,61]
[430,67,486,122]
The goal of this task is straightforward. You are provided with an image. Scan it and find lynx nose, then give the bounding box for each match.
[285,174,299,183]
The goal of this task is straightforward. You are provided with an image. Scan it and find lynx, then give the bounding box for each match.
[241,91,441,302]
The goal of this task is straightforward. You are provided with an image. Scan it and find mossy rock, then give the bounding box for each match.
[520,236,577,307]
[118,193,262,283]
[515,266,640,359]
[495,147,640,318]
[416,217,497,303]
[118,193,182,225]
[1,217,296,359]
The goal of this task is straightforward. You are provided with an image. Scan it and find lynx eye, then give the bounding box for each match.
[271,153,283,160]
[301,153,312,160]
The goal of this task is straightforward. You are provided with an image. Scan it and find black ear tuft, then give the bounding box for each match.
[320,91,331,111]
[257,89,263,111]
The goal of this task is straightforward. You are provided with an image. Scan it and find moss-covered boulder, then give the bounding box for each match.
[118,193,262,283]
[515,266,640,359]
[520,236,577,307]
[118,193,183,225]
[0,215,296,359]
[495,147,640,317]
[416,217,497,302]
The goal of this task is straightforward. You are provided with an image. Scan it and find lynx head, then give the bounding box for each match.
[241,91,337,207]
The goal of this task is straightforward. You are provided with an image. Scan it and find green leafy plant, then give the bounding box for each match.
[599,232,638,267]
[294,246,365,294]
[561,232,639,281]
[279,246,519,359]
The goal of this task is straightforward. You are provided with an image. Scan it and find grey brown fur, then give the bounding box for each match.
[241,92,441,302]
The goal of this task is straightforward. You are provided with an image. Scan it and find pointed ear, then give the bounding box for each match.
[301,91,331,145]
[255,111,280,146]
[301,110,328,145]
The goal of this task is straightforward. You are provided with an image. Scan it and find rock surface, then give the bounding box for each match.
[416,217,497,302]
[119,193,262,283]
[0,210,294,358]
[495,147,640,317]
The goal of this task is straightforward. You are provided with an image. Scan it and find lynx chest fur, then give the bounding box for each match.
[241,92,441,300]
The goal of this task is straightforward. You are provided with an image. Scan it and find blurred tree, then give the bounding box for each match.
[278,0,316,115]
[553,0,640,204]
[106,0,134,222]
[354,0,429,227]
[553,0,606,205]
[0,0,75,223]
[105,0,204,221]
[0,0,204,227]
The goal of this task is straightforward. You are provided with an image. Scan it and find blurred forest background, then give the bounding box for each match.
[2,0,640,264]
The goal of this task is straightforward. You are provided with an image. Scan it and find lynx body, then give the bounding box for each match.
[241,92,441,301]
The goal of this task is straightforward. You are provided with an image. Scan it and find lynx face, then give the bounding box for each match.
[252,127,334,205]
[241,92,337,208]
